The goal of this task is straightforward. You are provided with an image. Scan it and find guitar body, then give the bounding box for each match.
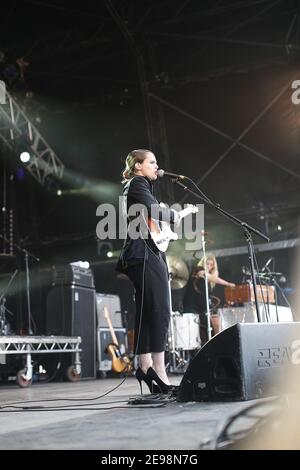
[148,203,198,252]
[148,218,178,253]
[102,306,132,374]
[106,343,131,373]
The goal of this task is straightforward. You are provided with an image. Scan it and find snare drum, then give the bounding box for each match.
[169,313,201,350]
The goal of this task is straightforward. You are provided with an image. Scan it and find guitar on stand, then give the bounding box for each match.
[103,307,132,373]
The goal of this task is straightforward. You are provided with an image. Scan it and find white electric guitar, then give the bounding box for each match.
[148,203,198,252]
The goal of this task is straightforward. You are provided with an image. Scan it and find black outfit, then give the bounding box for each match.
[116,176,177,354]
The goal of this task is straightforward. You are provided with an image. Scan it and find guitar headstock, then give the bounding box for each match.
[186,204,198,213]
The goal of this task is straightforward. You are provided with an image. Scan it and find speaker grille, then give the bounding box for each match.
[96,293,123,328]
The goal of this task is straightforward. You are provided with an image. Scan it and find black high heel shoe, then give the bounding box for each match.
[146,367,173,394]
[135,368,160,394]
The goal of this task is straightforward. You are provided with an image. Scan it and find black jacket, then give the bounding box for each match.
[116,176,177,272]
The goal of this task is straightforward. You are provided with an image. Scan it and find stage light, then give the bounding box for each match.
[20,151,30,163]
[57,189,62,196]
[16,167,26,181]
[97,241,113,259]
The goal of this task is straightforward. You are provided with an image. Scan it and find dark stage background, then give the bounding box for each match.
[0,0,299,333]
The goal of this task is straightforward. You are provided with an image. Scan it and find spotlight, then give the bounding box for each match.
[20,151,30,163]
[97,241,113,258]
[107,251,113,258]
[57,189,62,196]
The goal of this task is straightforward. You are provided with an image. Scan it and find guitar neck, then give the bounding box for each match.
[179,206,197,220]
[103,307,119,345]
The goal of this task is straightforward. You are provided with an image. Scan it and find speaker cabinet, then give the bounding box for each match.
[178,322,300,402]
[46,285,96,379]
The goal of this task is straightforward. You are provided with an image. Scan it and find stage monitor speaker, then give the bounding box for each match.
[46,285,96,379]
[178,322,300,402]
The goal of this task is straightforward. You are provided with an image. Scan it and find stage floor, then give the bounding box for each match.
[0,375,279,451]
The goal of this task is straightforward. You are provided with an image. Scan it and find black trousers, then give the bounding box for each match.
[126,250,170,354]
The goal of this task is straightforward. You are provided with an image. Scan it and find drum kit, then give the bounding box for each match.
[166,230,216,371]
[166,255,201,373]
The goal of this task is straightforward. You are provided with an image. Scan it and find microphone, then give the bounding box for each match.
[157,169,186,180]
[261,257,273,273]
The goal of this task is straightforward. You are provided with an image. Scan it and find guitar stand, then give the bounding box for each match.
[167,349,189,374]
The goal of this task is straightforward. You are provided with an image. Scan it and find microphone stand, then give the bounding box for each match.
[264,268,280,322]
[171,178,270,323]
[1,235,39,335]
[201,230,212,342]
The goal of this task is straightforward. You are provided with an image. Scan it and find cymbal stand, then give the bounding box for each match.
[167,274,187,373]
[201,230,212,342]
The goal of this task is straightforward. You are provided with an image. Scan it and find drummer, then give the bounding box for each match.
[183,253,235,344]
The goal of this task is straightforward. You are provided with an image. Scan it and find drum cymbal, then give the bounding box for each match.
[166,255,189,290]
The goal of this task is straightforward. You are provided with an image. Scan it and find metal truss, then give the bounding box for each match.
[0,335,82,385]
[0,83,64,186]
[192,237,300,259]
[0,335,82,354]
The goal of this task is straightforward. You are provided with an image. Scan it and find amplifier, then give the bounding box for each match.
[224,283,275,305]
[53,263,95,289]
[96,293,123,328]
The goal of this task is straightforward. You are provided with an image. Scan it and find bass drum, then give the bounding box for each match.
[169,313,201,350]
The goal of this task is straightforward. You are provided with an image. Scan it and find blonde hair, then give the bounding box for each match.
[122,149,151,183]
[197,253,219,289]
